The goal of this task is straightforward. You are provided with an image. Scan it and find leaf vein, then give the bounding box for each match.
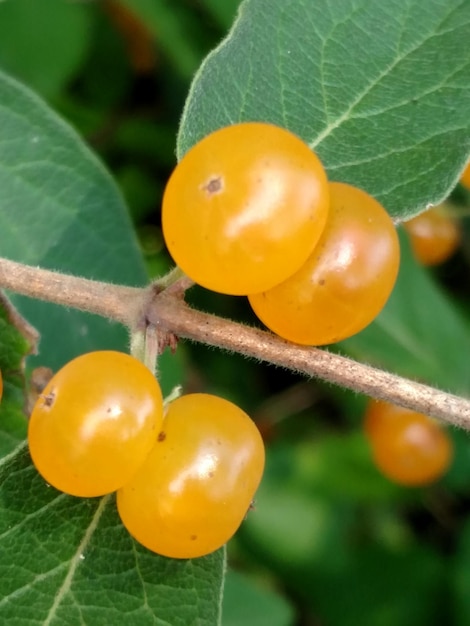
[42,494,111,626]
[309,2,469,149]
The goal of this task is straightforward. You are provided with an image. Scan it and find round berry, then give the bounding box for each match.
[403,207,460,266]
[364,400,452,486]
[117,393,265,558]
[28,351,164,497]
[248,182,400,345]
[162,122,330,295]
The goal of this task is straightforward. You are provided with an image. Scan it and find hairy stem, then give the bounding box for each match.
[150,294,470,428]
[1,257,469,429]
[0,258,142,326]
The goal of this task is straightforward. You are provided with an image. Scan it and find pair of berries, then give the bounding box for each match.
[162,122,400,346]
[27,351,265,559]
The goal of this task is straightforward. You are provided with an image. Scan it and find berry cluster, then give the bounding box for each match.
[28,351,265,559]
[25,124,464,561]
[364,400,452,486]
[162,122,400,346]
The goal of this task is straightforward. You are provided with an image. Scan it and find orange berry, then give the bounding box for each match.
[403,207,460,266]
[364,400,452,486]
[162,122,329,295]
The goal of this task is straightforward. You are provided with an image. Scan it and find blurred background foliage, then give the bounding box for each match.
[2,1,470,624]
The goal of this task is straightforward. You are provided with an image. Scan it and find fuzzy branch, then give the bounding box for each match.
[0,258,141,326]
[1,256,469,429]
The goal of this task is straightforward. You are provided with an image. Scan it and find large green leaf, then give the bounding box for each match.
[0,448,224,625]
[178,0,470,219]
[222,570,294,626]
[0,70,177,379]
[0,294,219,626]
[0,0,93,98]
[0,70,213,624]
[309,545,445,626]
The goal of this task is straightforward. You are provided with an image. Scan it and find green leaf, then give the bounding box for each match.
[241,442,356,570]
[0,68,147,368]
[241,436,446,625]
[440,428,470,493]
[178,0,470,219]
[310,545,445,626]
[340,231,470,394]
[243,435,410,572]
[294,434,410,504]
[0,72,208,623]
[0,70,180,381]
[222,570,294,626]
[0,294,37,458]
[0,0,93,98]
[451,517,470,625]
[0,448,225,625]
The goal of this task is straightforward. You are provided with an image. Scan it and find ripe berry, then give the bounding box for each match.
[28,351,164,497]
[403,206,460,266]
[248,182,400,345]
[117,393,265,558]
[364,400,452,486]
[162,122,330,295]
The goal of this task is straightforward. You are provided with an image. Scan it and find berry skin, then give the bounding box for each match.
[461,162,470,190]
[117,393,265,559]
[364,399,404,440]
[403,207,460,266]
[248,182,400,346]
[364,400,452,486]
[28,351,164,498]
[162,122,329,295]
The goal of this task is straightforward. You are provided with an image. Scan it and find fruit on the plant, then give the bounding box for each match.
[28,351,164,497]
[364,400,452,486]
[460,162,470,190]
[364,399,404,440]
[162,122,330,295]
[248,182,400,345]
[117,393,265,558]
[403,206,460,266]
